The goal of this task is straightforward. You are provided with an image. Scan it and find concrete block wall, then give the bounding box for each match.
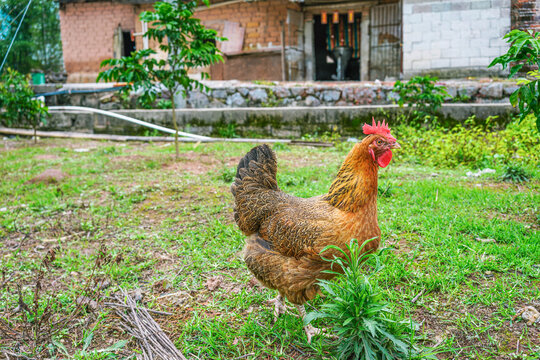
[59,2,137,83]
[403,0,511,78]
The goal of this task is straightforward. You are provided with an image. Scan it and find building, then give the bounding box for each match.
[58,0,539,83]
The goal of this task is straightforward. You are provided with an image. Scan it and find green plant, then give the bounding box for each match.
[219,166,236,183]
[489,29,540,131]
[305,239,427,360]
[97,0,224,158]
[156,99,172,109]
[53,327,127,359]
[218,123,239,138]
[501,163,530,183]
[393,76,450,122]
[0,68,48,142]
[393,115,540,168]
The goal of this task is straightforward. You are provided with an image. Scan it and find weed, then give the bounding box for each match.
[271,142,290,152]
[393,76,450,123]
[219,166,236,183]
[218,123,239,138]
[502,163,530,183]
[0,245,121,358]
[306,239,433,360]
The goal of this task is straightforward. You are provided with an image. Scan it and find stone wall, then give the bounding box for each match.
[39,80,519,110]
[402,0,511,78]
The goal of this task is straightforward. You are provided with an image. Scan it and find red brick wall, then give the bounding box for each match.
[59,2,137,82]
[511,0,540,31]
[196,0,301,51]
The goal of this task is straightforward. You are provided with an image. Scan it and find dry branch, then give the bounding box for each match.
[105,289,187,360]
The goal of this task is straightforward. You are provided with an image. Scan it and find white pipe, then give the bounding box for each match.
[48,106,213,141]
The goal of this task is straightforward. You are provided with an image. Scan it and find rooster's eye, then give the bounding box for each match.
[376,140,383,145]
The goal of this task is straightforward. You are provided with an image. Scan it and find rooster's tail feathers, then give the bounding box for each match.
[231,144,279,234]
[231,144,278,196]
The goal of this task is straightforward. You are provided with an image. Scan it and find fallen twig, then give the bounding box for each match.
[104,302,173,316]
[411,289,425,304]
[107,289,187,360]
[230,353,255,360]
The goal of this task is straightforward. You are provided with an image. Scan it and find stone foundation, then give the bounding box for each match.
[38,79,519,111]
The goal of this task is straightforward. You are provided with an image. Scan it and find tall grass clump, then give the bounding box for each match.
[305,240,432,360]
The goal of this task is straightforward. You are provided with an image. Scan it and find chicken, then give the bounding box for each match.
[230,120,400,342]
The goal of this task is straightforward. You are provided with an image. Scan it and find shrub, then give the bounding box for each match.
[305,239,429,360]
[393,115,540,168]
[501,163,530,183]
[393,76,450,123]
[0,68,48,142]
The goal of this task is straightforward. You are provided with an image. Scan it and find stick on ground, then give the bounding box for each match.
[105,289,187,360]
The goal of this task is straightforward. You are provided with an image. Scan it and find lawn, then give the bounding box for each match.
[0,136,538,359]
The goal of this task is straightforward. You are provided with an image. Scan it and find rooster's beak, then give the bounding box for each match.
[390,141,401,149]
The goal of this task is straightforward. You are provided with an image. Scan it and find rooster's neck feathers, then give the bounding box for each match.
[324,141,378,212]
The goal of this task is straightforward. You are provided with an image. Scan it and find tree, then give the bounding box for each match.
[97,0,224,158]
[0,67,49,142]
[489,29,540,131]
[0,0,64,74]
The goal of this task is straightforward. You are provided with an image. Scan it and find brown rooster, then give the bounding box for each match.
[231,120,400,342]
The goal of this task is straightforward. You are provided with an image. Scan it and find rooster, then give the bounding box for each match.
[231,120,400,343]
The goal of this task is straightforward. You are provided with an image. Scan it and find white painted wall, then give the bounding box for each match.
[402,0,511,77]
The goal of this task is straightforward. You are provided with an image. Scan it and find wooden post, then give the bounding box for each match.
[280,21,286,81]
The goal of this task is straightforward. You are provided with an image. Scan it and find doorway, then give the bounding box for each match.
[313,12,361,81]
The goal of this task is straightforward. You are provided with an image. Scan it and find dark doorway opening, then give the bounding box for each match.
[122,31,136,56]
[313,13,361,81]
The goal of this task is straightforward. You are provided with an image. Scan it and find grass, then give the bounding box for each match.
[0,137,538,359]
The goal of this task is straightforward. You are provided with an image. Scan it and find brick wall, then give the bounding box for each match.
[196,0,301,51]
[59,2,137,82]
[402,0,511,78]
[511,0,540,30]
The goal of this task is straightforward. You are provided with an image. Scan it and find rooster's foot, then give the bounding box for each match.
[303,324,336,344]
[296,305,336,344]
[267,295,295,323]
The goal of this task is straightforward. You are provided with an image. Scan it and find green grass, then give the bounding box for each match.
[0,137,538,359]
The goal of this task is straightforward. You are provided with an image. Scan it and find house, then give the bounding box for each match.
[58,0,539,83]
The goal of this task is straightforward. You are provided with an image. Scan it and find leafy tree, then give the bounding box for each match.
[97,0,224,158]
[393,76,449,122]
[489,29,540,131]
[0,0,64,74]
[0,67,49,142]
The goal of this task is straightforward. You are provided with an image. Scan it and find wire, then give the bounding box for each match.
[0,0,33,73]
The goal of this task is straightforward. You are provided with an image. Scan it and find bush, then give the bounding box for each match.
[501,163,530,183]
[0,68,48,142]
[393,115,540,168]
[305,240,430,360]
[393,76,450,123]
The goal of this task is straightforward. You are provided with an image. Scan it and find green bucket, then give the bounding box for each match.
[31,72,45,85]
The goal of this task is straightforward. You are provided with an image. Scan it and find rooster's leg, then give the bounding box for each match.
[267,294,294,323]
[295,304,335,344]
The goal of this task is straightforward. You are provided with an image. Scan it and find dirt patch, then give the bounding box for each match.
[25,168,67,185]
[162,151,224,175]
[34,154,60,160]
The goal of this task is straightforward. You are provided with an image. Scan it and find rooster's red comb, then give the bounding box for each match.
[362,118,396,141]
